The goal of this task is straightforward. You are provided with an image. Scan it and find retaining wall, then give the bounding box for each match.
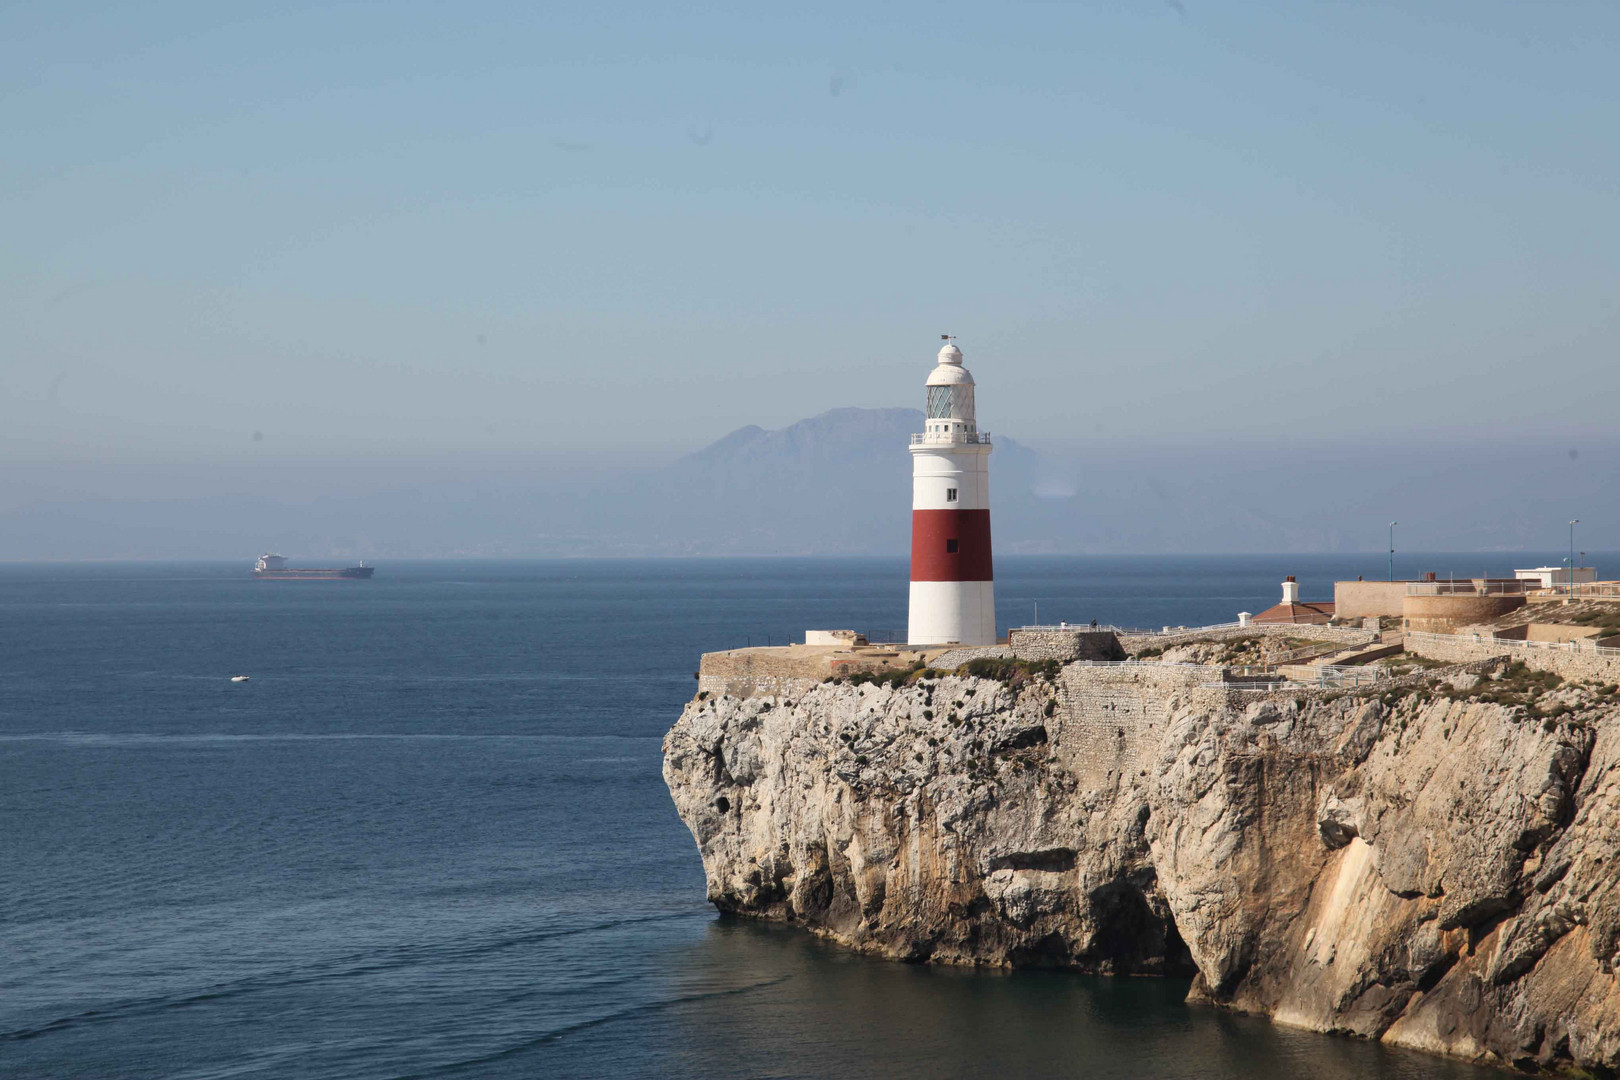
[1335,581,1410,620]
[930,629,1126,669]
[929,645,1010,669]
[698,646,913,699]
[1051,663,1222,790]
[1402,594,1526,633]
[1006,628,1125,662]
[1119,623,1375,655]
[1403,631,1620,684]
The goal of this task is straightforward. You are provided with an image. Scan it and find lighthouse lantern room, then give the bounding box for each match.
[907,336,996,646]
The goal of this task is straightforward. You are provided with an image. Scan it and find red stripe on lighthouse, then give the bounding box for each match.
[910,509,993,582]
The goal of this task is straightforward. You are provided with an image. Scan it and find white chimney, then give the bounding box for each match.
[1281,576,1299,605]
[1237,612,1252,626]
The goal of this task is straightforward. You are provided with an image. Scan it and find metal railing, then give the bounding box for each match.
[1271,640,1345,664]
[909,431,991,445]
[1404,629,1620,657]
[1547,582,1620,598]
[1405,581,1537,596]
[1066,659,1211,670]
[856,631,909,646]
[1012,623,1156,635]
[1221,660,1385,686]
[1013,621,1265,637]
[1308,664,1386,687]
[1117,621,1248,636]
[1016,620,1371,639]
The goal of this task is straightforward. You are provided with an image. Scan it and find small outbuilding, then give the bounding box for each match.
[1251,577,1335,625]
[1514,566,1598,589]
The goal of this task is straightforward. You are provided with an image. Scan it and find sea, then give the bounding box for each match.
[3,553,1585,1080]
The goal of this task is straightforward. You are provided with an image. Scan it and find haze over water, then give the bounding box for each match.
[0,557,1559,1079]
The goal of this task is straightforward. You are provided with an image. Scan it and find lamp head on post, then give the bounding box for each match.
[1570,519,1581,592]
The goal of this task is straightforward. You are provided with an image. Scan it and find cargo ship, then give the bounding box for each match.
[253,554,374,580]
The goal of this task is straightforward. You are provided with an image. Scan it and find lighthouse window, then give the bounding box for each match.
[927,384,976,420]
[946,538,959,554]
[946,488,958,502]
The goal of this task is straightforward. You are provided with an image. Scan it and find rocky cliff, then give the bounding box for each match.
[662,655,1620,1073]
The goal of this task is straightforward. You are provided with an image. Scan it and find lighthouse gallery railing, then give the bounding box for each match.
[910,432,991,445]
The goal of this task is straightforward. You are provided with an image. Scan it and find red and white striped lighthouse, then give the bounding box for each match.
[907,336,995,646]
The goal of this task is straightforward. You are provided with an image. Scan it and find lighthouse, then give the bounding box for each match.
[907,336,996,646]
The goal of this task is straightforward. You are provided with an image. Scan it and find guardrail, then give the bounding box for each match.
[1272,640,1345,664]
[1309,664,1386,687]
[1545,583,1620,598]
[1405,582,1537,596]
[1220,662,1387,687]
[1016,620,1370,638]
[857,631,909,646]
[1104,621,1248,636]
[909,432,991,445]
[1066,659,1211,670]
[1139,621,1248,634]
[1013,623,1157,635]
[1404,629,1620,657]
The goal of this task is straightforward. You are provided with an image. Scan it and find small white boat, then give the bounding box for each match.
[230,675,251,683]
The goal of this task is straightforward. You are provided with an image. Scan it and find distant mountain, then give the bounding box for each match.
[649,407,1038,555]
[686,408,920,471]
[0,407,1612,559]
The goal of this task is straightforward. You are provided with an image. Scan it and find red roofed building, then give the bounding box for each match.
[1251,576,1336,625]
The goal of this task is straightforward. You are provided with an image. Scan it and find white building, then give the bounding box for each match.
[907,337,996,646]
[1514,566,1598,588]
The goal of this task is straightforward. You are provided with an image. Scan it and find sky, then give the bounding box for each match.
[3,3,1618,484]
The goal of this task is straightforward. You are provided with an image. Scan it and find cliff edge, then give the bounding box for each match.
[663,650,1620,1072]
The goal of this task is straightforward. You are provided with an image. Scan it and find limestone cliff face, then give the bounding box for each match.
[662,661,1620,1073]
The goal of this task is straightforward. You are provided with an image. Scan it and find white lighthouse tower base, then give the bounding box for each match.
[907,580,996,646]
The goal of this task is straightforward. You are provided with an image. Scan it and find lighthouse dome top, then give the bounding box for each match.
[926,340,975,387]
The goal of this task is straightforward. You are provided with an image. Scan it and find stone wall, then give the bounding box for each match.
[928,645,1011,669]
[1335,580,1410,619]
[932,629,1125,669]
[1006,628,1126,662]
[696,670,820,699]
[1402,594,1526,632]
[1119,623,1375,655]
[1051,663,1221,789]
[697,646,912,698]
[1403,631,1620,684]
[702,622,1381,701]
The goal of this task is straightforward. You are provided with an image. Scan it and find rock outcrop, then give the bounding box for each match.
[663,656,1620,1073]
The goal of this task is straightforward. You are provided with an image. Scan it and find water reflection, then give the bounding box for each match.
[539,918,1500,1080]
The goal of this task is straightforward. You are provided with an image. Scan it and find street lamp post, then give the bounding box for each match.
[1570,519,1580,594]
[1388,522,1398,582]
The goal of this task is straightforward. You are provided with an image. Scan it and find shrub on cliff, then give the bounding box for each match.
[833,662,924,689]
[957,656,1061,691]
[1439,659,1571,718]
[829,654,933,689]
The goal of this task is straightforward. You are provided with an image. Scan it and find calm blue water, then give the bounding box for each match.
[2,555,1565,1079]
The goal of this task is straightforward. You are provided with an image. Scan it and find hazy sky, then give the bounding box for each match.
[5,1,1618,466]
